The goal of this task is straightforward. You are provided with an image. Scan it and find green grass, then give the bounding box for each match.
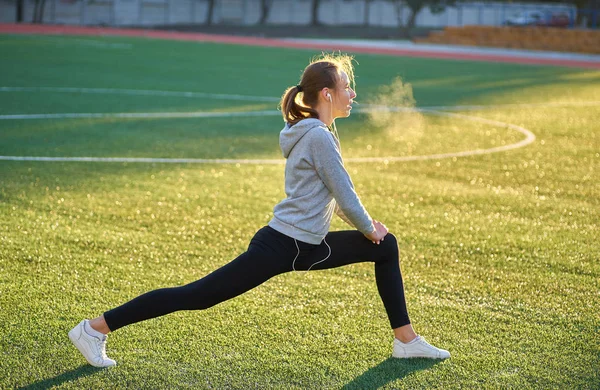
[1,34,599,389]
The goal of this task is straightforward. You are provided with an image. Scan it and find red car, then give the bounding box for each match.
[546,13,571,28]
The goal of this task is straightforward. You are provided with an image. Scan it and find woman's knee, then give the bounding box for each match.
[379,232,399,259]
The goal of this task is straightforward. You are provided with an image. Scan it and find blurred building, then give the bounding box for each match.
[1,0,580,28]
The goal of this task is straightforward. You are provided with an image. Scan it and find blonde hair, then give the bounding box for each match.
[279,53,356,126]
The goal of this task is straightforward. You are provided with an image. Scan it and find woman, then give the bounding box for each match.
[69,54,450,368]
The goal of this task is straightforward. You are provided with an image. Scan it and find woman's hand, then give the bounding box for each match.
[364,220,389,244]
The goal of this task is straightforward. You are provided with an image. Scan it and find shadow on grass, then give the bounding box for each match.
[342,357,441,390]
[18,365,104,390]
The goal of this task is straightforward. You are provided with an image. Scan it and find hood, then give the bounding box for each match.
[279,118,327,158]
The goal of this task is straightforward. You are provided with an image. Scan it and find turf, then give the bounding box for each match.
[0,34,599,389]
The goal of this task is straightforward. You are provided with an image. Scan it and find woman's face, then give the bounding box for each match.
[332,71,356,119]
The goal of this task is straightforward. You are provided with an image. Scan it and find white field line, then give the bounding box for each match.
[0,110,280,120]
[11,35,133,49]
[52,38,133,49]
[0,87,280,102]
[8,86,593,164]
[0,108,536,164]
[363,101,600,112]
[3,100,599,120]
[2,86,598,109]
[0,155,286,164]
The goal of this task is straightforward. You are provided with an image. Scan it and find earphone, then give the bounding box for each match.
[292,238,332,272]
[288,90,335,271]
[324,91,340,140]
[290,209,332,272]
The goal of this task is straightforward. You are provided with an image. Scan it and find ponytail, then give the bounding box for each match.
[279,85,319,126]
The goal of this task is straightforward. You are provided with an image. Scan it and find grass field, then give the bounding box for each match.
[0,33,599,389]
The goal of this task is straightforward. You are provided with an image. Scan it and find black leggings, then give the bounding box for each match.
[104,226,411,331]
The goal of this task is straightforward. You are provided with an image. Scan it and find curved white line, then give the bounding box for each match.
[0,86,551,163]
[0,108,536,164]
[346,110,535,162]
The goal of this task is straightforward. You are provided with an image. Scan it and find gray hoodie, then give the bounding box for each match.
[268,118,375,244]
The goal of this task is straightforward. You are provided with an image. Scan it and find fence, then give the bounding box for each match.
[0,0,592,28]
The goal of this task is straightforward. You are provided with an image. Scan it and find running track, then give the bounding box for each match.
[1,23,599,69]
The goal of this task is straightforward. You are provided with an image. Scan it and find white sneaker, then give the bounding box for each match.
[392,336,451,359]
[68,320,117,367]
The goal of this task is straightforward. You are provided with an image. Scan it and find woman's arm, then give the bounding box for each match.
[336,203,388,244]
[309,128,375,235]
[335,203,355,228]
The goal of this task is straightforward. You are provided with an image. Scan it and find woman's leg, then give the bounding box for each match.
[292,231,412,334]
[101,226,293,332]
[294,230,450,358]
[70,226,297,367]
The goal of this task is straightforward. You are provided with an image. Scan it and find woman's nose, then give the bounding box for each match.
[351,89,357,98]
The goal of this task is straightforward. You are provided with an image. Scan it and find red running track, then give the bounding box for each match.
[1,23,599,69]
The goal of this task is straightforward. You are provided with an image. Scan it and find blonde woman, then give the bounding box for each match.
[69,54,450,367]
